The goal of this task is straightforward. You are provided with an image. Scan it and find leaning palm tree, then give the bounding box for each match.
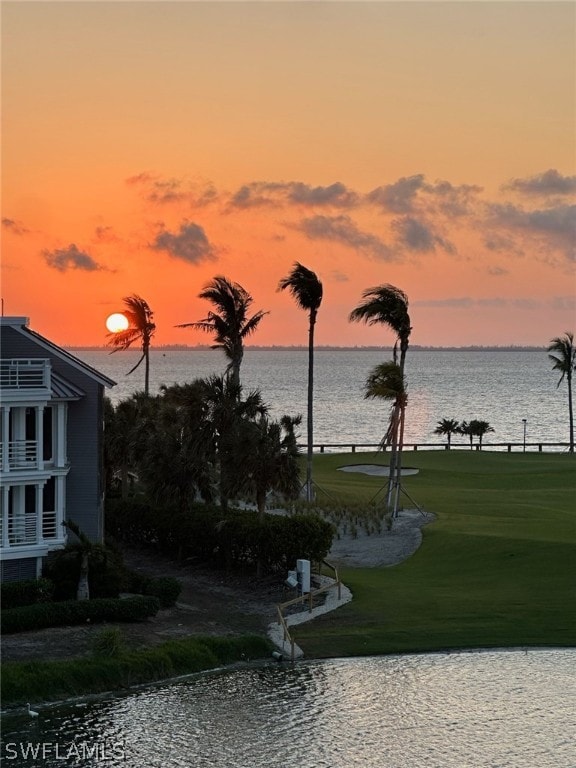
[433,418,461,449]
[278,262,323,502]
[176,276,268,388]
[364,361,407,518]
[106,295,156,395]
[350,285,411,513]
[548,331,575,452]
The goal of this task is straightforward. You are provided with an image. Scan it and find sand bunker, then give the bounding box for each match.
[338,464,420,477]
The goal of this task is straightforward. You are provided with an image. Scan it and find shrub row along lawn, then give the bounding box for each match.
[2,635,272,706]
[296,450,576,657]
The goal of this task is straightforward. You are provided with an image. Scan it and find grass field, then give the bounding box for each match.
[295,450,576,657]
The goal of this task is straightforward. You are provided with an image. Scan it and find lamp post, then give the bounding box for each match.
[522,419,527,452]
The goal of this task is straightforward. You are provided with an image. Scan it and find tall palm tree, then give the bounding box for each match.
[548,331,575,452]
[176,276,268,388]
[349,284,411,514]
[433,418,461,449]
[106,295,156,395]
[278,262,323,502]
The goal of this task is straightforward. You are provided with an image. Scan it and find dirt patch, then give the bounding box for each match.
[0,547,287,663]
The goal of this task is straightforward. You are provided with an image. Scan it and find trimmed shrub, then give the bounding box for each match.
[1,596,160,634]
[106,497,335,575]
[1,578,54,610]
[142,576,182,607]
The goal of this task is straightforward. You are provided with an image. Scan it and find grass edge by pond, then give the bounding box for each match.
[1,635,272,708]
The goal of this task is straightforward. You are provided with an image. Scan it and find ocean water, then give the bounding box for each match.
[74,348,569,449]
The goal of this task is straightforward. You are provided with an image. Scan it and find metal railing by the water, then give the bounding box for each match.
[276,560,341,663]
[301,442,571,454]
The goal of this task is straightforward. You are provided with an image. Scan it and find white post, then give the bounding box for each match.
[1,484,9,549]
[36,405,44,470]
[56,404,67,467]
[35,482,43,544]
[1,406,10,472]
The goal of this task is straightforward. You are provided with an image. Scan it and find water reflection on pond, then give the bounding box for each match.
[2,649,575,767]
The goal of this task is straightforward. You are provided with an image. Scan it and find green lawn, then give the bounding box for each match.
[295,450,576,657]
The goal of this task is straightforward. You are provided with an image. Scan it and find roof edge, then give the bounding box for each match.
[7,324,116,388]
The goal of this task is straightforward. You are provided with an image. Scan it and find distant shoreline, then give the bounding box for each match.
[67,345,546,352]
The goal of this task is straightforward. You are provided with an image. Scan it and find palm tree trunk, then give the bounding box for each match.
[77,552,90,601]
[568,373,574,452]
[306,311,316,502]
[393,401,407,517]
[385,405,400,513]
[144,349,150,396]
[388,343,408,515]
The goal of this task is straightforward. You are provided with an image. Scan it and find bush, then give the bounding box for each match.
[143,576,182,607]
[1,596,160,634]
[1,578,54,610]
[106,497,335,575]
[92,627,125,658]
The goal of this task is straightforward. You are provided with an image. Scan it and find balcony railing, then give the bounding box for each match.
[0,440,38,470]
[0,510,61,548]
[0,359,51,390]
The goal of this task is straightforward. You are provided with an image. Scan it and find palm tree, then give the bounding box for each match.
[199,374,268,511]
[459,421,475,450]
[470,419,495,449]
[278,262,323,502]
[241,414,302,520]
[548,331,575,452]
[176,276,268,388]
[364,361,407,516]
[106,295,156,395]
[433,418,461,449]
[350,285,411,514]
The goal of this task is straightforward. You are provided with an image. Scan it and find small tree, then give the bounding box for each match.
[547,331,575,452]
[433,418,460,449]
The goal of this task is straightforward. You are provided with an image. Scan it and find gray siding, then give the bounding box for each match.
[1,558,37,582]
[1,325,109,544]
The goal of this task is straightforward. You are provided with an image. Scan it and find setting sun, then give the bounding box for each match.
[105,313,129,334]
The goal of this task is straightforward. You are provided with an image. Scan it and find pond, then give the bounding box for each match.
[2,649,574,768]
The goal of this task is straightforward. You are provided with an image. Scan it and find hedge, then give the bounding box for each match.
[1,596,160,634]
[106,498,335,573]
[1,578,54,610]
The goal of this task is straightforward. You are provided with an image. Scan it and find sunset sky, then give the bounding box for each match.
[2,0,575,348]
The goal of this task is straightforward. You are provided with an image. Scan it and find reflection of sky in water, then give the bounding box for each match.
[3,650,575,767]
[77,349,567,446]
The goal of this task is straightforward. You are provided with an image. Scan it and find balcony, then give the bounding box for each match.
[0,359,51,393]
[0,440,38,470]
[0,510,64,550]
